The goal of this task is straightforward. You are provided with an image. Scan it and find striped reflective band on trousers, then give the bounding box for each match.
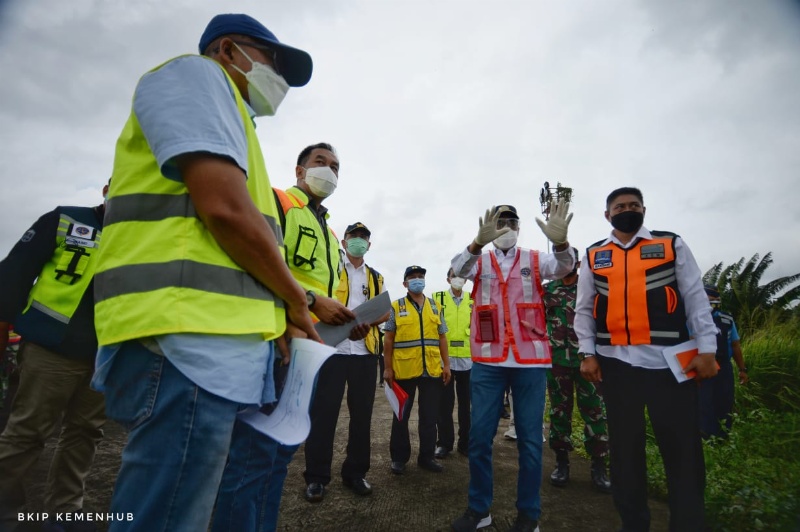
[95,193,283,304]
[104,193,283,245]
[594,265,681,340]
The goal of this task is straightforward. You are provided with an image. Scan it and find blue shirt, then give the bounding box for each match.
[92,55,275,405]
[712,309,740,358]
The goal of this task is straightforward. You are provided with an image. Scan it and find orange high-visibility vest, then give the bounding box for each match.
[587,231,689,346]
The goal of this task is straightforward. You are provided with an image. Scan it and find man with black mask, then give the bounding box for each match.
[575,186,718,532]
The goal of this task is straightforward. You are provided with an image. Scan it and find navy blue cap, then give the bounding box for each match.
[199,13,313,87]
[404,265,427,280]
[704,284,720,298]
[494,205,519,219]
[345,222,371,237]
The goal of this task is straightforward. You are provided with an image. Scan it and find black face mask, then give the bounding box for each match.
[610,211,644,233]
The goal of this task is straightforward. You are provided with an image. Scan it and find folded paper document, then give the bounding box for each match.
[663,340,720,383]
[238,338,336,445]
[384,380,409,422]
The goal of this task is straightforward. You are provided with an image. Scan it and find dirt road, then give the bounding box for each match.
[20,385,670,531]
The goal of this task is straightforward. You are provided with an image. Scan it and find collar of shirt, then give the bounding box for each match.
[449,287,463,304]
[243,100,257,126]
[289,185,329,219]
[605,226,652,249]
[493,245,518,277]
[343,254,366,273]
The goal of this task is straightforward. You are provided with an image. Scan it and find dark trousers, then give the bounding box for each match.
[599,356,706,532]
[390,376,441,463]
[303,354,378,485]
[698,357,734,438]
[436,368,471,452]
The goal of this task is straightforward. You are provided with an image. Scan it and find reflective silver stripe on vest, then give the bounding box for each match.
[94,260,278,304]
[450,340,465,347]
[597,332,612,339]
[30,301,70,324]
[596,285,609,296]
[520,251,534,303]
[105,193,283,245]
[645,268,677,291]
[645,275,677,291]
[650,331,681,338]
[480,254,493,358]
[394,339,439,349]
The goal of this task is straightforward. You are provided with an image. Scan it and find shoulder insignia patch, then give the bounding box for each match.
[20,229,35,243]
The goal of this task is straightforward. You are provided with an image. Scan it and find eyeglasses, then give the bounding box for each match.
[496,219,519,230]
[231,40,280,73]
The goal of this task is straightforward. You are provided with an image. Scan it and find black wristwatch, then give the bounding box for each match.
[739,366,748,373]
[305,290,317,309]
[578,352,595,361]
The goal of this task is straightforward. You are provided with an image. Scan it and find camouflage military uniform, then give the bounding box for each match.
[544,279,608,458]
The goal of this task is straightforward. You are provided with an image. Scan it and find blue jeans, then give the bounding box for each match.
[102,341,240,532]
[468,363,546,520]
[211,421,299,532]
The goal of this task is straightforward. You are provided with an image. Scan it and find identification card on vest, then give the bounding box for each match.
[66,223,98,248]
[640,243,665,259]
[593,250,613,270]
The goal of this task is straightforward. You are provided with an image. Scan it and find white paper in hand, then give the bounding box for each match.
[238,338,336,445]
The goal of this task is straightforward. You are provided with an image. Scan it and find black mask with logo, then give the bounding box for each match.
[610,211,644,233]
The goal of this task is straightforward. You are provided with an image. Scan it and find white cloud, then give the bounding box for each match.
[1,0,799,300]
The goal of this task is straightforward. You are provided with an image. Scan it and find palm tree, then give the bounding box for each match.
[703,252,800,336]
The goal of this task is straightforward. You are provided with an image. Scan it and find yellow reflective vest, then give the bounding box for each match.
[273,186,340,297]
[94,55,285,345]
[432,289,472,359]
[335,263,384,354]
[390,296,443,379]
[15,207,102,353]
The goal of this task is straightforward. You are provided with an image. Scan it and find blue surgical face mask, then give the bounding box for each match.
[407,278,425,294]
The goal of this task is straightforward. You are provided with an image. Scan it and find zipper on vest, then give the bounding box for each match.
[322,220,334,296]
[416,298,428,374]
[624,248,631,344]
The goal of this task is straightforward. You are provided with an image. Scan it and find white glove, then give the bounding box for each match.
[535,199,572,245]
[474,206,512,247]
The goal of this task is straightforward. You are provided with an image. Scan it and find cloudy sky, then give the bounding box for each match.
[1,0,799,298]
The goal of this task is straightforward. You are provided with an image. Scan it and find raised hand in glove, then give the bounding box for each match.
[474,206,512,247]
[535,199,572,245]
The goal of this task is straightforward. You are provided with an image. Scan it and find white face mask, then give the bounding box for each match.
[231,43,289,117]
[493,230,518,251]
[450,277,466,290]
[304,166,338,199]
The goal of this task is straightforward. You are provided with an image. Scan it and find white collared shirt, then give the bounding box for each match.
[574,226,717,369]
[335,255,386,356]
[451,244,574,368]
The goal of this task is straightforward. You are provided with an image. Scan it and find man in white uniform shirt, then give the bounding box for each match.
[576,187,717,532]
[303,222,388,502]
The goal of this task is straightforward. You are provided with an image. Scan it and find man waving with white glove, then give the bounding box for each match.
[450,201,575,532]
